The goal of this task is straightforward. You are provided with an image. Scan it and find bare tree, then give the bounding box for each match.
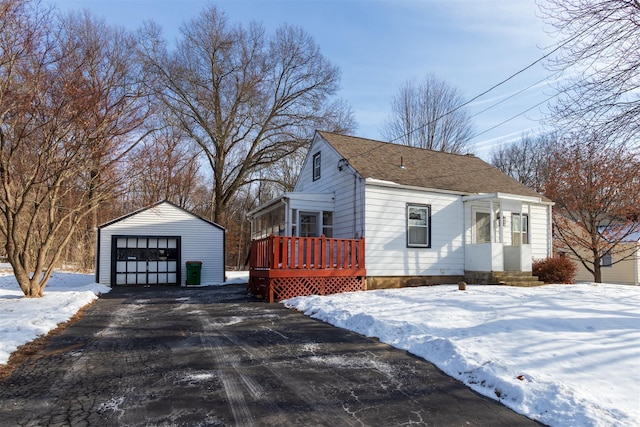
[125,119,205,210]
[138,5,355,224]
[0,2,150,296]
[490,132,556,190]
[540,0,640,142]
[543,133,640,282]
[381,74,474,153]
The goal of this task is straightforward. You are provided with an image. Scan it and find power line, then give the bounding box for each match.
[467,71,561,122]
[388,10,606,145]
[346,14,605,162]
[471,95,555,143]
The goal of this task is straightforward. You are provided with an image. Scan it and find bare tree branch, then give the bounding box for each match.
[137,5,355,223]
[381,74,474,154]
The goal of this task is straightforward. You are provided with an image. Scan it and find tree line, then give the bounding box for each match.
[0,0,358,296]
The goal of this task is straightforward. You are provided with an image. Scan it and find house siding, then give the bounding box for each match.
[98,203,225,286]
[364,184,465,277]
[294,134,364,239]
[572,242,639,285]
[529,204,552,260]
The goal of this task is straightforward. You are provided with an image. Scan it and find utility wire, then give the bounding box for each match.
[347,15,605,161]
[467,71,561,121]
[471,95,556,142]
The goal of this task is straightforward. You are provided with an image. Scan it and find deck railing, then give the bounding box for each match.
[250,235,365,271]
[248,235,366,301]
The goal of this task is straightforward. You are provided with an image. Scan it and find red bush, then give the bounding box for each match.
[532,256,577,284]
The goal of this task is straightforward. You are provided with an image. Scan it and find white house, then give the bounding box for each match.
[96,201,226,287]
[248,131,554,289]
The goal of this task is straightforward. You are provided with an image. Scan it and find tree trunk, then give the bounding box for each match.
[593,257,602,283]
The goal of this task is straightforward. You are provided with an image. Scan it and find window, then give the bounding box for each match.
[407,204,430,247]
[601,252,613,267]
[291,209,297,236]
[312,152,321,181]
[475,212,491,243]
[322,211,333,237]
[300,212,319,237]
[512,213,529,245]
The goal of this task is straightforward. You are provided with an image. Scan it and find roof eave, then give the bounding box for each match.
[364,178,472,197]
[462,192,554,205]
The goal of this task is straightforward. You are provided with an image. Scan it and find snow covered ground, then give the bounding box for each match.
[0,268,248,365]
[1,267,638,427]
[285,283,640,427]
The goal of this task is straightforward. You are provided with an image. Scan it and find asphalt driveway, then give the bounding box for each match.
[0,284,541,426]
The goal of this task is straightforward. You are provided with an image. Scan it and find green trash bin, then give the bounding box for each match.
[186,261,202,286]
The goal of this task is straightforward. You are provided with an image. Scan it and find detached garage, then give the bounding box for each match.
[95,201,225,287]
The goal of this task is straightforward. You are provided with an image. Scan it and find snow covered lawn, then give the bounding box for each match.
[285,283,640,427]
[0,269,110,365]
[1,269,637,427]
[0,269,249,365]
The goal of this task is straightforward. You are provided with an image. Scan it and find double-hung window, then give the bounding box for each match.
[601,252,613,267]
[407,204,430,247]
[512,213,528,245]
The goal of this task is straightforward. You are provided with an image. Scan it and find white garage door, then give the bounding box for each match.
[113,236,181,285]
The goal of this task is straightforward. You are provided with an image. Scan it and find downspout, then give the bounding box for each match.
[490,199,496,272]
[498,201,504,244]
[95,227,100,284]
[353,174,357,239]
[489,199,495,243]
[547,205,553,258]
[283,197,290,236]
[634,241,638,286]
[462,200,467,273]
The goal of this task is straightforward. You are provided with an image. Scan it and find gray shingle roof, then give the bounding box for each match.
[318,131,550,201]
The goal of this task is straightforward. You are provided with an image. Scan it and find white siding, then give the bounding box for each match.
[364,184,465,277]
[528,204,552,260]
[294,134,365,239]
[97,203,225,286]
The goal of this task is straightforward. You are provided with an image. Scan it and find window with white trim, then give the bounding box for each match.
[322,211,333,237]
[312,152,321,181]
[475,211,491,243]
[512,213,529,245]
[407,204,430,247]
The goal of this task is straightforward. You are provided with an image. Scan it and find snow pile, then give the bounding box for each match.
[221,271,249,285]
[0,271,110,364]
[285,283,640,427]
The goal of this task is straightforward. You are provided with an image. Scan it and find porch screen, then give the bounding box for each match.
[251,204,286,239]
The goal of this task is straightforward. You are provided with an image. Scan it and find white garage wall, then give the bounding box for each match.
[97,202,225,286]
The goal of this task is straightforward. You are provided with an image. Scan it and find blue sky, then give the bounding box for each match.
[51,0,559,160]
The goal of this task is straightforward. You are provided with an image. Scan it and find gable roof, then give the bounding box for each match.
[317,131,550,201]
[98,200,225,231]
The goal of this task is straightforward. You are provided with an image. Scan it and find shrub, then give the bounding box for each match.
[532,256,577,284]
